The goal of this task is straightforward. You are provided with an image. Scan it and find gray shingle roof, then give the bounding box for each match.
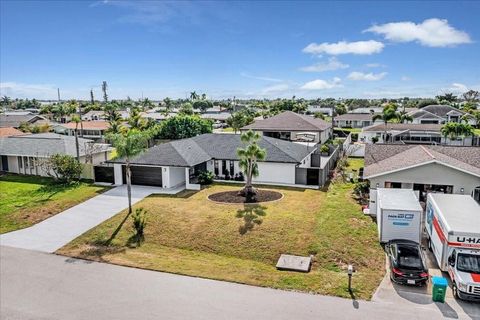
[363,123,443,132]
[0,133,110,157]
[364,144,480,178]
[114,133,315,167]
[421,105,465,117]
[0,114,49,128]
[242,111,331,131]
[335,113,375,121]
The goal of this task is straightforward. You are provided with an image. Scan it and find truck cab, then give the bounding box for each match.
[447,248,480,301]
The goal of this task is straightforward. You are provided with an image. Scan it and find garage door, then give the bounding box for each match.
[122,166,163,187]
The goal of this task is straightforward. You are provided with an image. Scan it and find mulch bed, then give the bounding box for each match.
[208,189,283,204]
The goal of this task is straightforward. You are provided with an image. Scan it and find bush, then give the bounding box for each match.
[320,144,330,154]
[41,154,82,184]
[198,171,214,185]
[371,136,379,144]
[132,207,147,239]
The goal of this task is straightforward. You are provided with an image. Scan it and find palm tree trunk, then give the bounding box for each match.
[74,124,80,162]
[126,160,132,214]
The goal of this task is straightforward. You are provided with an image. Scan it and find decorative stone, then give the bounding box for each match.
[276,254,312,273]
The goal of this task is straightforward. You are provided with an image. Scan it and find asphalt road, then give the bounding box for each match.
[2,246,476,320]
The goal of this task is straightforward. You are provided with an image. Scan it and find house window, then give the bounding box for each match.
[214,160,219,175]
[18,156,22,170]
[230,161,234,175]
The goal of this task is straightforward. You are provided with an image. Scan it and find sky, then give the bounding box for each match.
[1,0,479,100]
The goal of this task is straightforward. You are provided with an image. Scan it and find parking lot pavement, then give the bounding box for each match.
[373,254,480,320]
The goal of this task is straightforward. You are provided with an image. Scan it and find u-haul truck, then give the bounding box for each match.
[425,193,480,301]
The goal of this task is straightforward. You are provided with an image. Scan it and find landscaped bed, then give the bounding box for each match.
[0,174,109,234]
[58,158,384,300]
[208,189,283,203]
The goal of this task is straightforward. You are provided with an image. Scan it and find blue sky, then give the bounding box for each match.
[1,1,479,100]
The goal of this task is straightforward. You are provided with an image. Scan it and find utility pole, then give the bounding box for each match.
[57,88,61,102]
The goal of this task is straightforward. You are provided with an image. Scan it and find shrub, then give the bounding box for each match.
[371,136,379,144]
[320,144,330,154]
[40,154,82,184]
[198,171,214,185]
[132,207,147,239]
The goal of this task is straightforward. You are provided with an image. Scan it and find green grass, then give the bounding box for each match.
[58,159,384,300]
[0,174,109,234]
[221,127,235,132]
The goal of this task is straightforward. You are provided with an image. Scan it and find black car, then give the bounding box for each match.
[386,239,429,285]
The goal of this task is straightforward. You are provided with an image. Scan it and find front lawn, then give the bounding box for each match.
[0,174,109,234]
[58,159,384,300]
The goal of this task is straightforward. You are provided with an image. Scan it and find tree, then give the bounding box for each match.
[372,105,400,143]
[313,112,325,120]
[156,115,213,139]
[102,81,108,103]
[39,154,82,184]
[107,129,149,214]
[192,99,212,113]
[1,96,11,107]
[178,102,194,115]
[189,91,199,101]
[226,111,254,133]
[71,114,81,161]
[163,97,173,111]
[469,111,480,128]
[335,103,347,115]
[397,109,413,123]
[441,122,474,145]
[436,93,457,104]
[462,90,479,102]
[90,89,95,105]
[237,130,267,202]
[128,107,147,130]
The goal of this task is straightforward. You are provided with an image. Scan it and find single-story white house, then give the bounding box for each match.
[408,105,475,125]
[109,133,335,190]
[364,144,480,213]
[0,133,112,179]
[241,111,332,144]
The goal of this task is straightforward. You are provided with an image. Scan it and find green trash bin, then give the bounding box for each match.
[432,276,448,303]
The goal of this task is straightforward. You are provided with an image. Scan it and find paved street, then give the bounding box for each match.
[2,246,478,320]
[0,185,182,252]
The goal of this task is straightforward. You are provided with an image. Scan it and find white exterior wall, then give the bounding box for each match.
[368,162,480,196]
[7,156,19,173]
[114,164,123,185]
[168,167,186,188]
[253,162,296,185]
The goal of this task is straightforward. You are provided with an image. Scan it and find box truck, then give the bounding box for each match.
[425,193,480,301]
[375,188,423,243]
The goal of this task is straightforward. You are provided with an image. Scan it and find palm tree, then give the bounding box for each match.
[189,91,199,101]
[397,109,413,123]
[107,129,149,214]
[372,106,400,143]
[237,130,267,202]
[71,115,81,162]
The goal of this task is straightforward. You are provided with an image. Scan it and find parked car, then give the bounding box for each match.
[386,239,429,285]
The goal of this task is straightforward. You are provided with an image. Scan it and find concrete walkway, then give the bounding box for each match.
[2,246,475,320]
[0,185,184,252]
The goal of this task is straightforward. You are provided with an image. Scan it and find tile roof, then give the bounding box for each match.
[242,111,331,131]
[112,133,315,167]
[0,127,26,137]
[62,121,110,130]
[363,123,443,132]
[0,133,110,157]
[364,144,480,178]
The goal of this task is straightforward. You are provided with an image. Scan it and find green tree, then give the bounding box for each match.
[43,154,82,184]
[441,122,475,145]
[226,111,254,134]
[313,112,325,120]
[189,91,199,100]
[237,130,267,202]
[462,90,479,102]
[128,107,147,130]
[178,102,194,115]
[372,105,400,143]
[102,81,108,103]
[107,129,149,214]
[192,99,212,113]
[157,115,212,139]
[71,114,81,162]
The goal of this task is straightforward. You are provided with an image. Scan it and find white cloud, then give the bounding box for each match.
[0,82,58,99]
[401,76,411,81]
[347,71,387,81]
[300,57,349,72]
[364,18,472,47]
[303,40,384,55]
[448,83,468,93]
[300,77,342,90]
[365,63,385,68]
[261,83,289,94]
[240,72,282,82]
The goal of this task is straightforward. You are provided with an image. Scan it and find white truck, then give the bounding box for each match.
[425,193,480,301]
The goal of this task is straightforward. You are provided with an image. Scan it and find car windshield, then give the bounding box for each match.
[457,253,480,274]
[397,245,423,269]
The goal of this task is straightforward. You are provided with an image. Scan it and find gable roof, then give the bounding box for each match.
[335,113,374,121]
[0,114,49,128]
[113,133,315,167]
[420,105,465,117]
[62,121,110,130]
[242,111,331,131]
[364,144,480,178]
[0,133,110,157]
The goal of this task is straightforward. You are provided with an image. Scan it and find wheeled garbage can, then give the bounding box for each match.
[432,276,448,303]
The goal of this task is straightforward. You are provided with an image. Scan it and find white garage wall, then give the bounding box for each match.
[168,167,186,188]
[254,162,296,184]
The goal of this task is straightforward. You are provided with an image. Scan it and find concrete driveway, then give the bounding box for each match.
[0,246,465,320]
[0,185,183,252]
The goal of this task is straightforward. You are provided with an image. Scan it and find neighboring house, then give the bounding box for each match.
[359,123,475,146]
[82,110,130,121]
[241,111,332,144]
[0,114,49,128]
[0,127,25,137]
[109,133,336,190]
[349,107,383,114]
[409,105,474,125]
[200,112,231,123]
[307,106,333,116]
[364,144,480,214]
[141,112,176,122]
[55,121,110,141]
[334,113,382,128]
[0,133,111,179]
